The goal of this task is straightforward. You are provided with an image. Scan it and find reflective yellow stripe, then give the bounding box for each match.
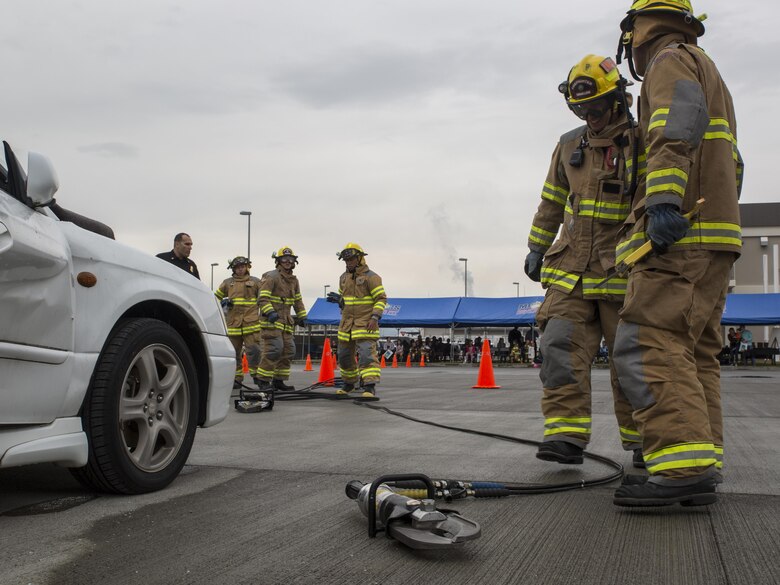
[582,277,627,296]
[543,416,592,436]
[542,182,568,206]
[645,442,717,473]
[529,225,557,248]
[646,168,688,196]
[648,107,670,131]
[617,222,742,263]
[540,267,579,291]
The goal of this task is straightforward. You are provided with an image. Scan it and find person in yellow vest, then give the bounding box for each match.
[214,256,262,388]
[326,243,387,400]
[612,0,742,507]
[525,54,643,468]
[255,247,307,392]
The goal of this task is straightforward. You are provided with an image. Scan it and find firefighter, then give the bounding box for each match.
[214,256,262,388]
[255,247,308,391]
[326,243,387,400]
[524,54,643,467]
[612,0,743,507]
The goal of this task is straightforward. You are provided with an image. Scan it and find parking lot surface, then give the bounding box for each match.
[2,365,779,585]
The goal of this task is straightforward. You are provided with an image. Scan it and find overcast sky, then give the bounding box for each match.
[3,1,776,304]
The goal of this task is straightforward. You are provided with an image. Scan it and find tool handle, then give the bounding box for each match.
[621,198,705,269]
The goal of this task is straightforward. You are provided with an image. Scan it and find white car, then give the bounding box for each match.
[0,141,235,494]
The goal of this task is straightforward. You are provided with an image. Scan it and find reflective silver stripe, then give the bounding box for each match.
[646,168,688,196]
[540,268,579,291]
[543,417,592,437]
[644,443,717,474]
[594,201,631,222]
[620,426,641,443]
[648,107,669,131]
[529,225,556,247]
[582,277,627,296]
[542,182,568,206]
[616,233,645,264]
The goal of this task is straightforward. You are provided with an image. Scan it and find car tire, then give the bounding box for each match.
[71,318,199,494]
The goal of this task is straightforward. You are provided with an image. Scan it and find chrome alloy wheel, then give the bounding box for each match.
[119,344,191,473]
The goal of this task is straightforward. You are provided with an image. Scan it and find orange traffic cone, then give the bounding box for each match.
[304,354,313,371]
[419,354,426,367]
[473,339,500,389]
[242,353,249,374]
[317,338,335,386]
[380,354,386,368]
[405,354,412,368]
[391,354,398,368]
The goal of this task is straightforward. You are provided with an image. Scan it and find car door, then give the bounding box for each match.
[0,144,75,423]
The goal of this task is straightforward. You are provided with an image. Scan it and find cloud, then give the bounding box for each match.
[77,142,139,158]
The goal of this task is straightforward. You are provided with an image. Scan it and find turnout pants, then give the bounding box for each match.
[613,250,734,483]
[536,283,639,450]
[257,329,295,382]
[337,335,381,385]
[229,331,260,382]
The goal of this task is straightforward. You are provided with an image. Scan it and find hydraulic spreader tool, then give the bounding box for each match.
[345,474,482,550]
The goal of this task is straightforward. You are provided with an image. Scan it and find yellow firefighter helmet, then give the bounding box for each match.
[272,246,298,265]
[337,242,366,260]
[561,54,622,106]
[621,0,706,36]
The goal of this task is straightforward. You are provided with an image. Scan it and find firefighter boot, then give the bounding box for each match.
[536,441,584,464]
[358,384,379,401]
[336,383,355,396]
[273,379,295,391]
[613,476,717,507]
[243,379,271,400]
[633,449,646,469]
[621,474,649,485]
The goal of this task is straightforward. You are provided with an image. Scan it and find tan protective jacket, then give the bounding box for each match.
[337,262,387,341]
[214,275,262,336]
[616,42,743,265]
[528,115,643,300]
[257,269,307,334]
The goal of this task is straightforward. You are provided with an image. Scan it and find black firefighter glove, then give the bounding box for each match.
[295,316,307,328]
[645,203,690,254]
[326,291,345,309]
[266,310,280,323]
[220,298,234,309]
[524,251,544,283]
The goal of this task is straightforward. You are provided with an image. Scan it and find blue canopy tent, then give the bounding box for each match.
[721,293,780,325]
[306,297,462,327]
[453,296,545,327]
[307,295,544,331]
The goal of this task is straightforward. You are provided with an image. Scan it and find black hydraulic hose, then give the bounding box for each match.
[356,402,624,494]
[234,378,625,494]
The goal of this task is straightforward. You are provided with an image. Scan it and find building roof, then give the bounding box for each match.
[740,202,780,228]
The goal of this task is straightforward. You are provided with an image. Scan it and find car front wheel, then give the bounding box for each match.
[71,318,199,494]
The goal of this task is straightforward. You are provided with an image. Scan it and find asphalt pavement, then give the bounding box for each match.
[1,363,779,585]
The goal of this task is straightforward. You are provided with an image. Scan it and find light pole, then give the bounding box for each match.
[458,258,468,297]
[513,281,520,297]
[324,284,330,298]
[210,262,219,289]
[239,211,252,260]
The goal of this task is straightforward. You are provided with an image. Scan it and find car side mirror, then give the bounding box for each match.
[27,151,59,206]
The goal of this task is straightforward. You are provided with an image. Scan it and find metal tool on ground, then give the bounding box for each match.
[595,198,705,289]
[345,474,482,550]
[234,382,274,413]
